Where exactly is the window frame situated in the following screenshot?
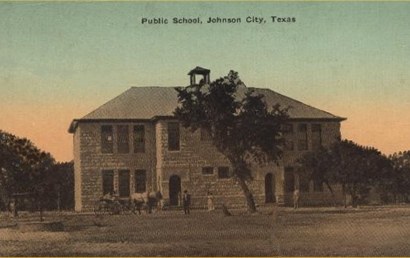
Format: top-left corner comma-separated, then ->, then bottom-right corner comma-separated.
202,167 -> 214,176
134,169 -> 147,193
102,170 -> 114,195
217,167 -> 230,179
117,125 -> 130,154
118,169 -> 131,197
101,125 -> 114,153
133,125 -> 145,153
168,122 -> 180,151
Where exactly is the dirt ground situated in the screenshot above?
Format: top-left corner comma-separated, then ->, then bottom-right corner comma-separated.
1,205 -> 410,256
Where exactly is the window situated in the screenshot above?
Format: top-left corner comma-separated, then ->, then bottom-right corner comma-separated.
200,128 -> 212,141
117,125 -> 129,153
218,167 -> 230,179
101,125 -> 113,153
282,124 -> 294,151
313,179 -> 324,192
102,170 -> 114,195
118,170 -> 130,197
284,167 -> 295,192
281,124 -> 294,133
311,124 -> 322,150
297,124 -> 308,151
168,122 -> 180,151
134,125 -> 145,153
135,170 -> 146,193
202,167 -> 214,175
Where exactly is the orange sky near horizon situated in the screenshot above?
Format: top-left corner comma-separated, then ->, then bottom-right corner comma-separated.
1,87 -> 409,162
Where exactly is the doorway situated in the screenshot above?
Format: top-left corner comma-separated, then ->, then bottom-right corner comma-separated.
169,175 -> 181,206
265,173 -> 275,203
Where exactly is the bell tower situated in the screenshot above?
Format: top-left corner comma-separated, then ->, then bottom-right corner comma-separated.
188,66 -> 210,85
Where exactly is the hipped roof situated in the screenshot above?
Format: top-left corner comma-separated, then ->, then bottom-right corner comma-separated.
68,86 -> 345,133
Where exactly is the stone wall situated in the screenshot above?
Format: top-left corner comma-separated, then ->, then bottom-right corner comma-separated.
74,121 -> 156,211
73,118 -> 344,211
155,119 -> 343,208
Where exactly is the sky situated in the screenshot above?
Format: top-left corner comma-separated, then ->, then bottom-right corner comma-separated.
0,2 -> 409,162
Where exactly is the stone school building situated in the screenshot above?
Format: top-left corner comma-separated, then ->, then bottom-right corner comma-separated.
69,67 -> 346,212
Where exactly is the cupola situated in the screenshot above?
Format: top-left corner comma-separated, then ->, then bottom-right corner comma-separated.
188,66 -> 210,85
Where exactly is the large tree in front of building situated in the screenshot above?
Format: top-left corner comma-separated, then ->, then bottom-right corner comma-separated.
298,140 -> 392,207
174,71 -> 288,212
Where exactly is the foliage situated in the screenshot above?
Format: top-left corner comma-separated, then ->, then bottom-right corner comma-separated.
297,140 -> 393,207
174,71 -> 288,212
0,130 -> 74,211
388,151 -> 410,203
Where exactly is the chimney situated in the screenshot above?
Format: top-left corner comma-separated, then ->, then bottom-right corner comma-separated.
188,66 -> 210,85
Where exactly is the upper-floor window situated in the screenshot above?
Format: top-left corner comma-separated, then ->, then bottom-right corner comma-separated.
135,170 -> 146,193
117,125 -> 129,153
281,124 -> 294,151
134,125 -> 145,153
102,170 -> 114,195
311,124 -> 322,150
218,167 -> 230,179
281,124 -> 294,134
202,167 -> 214,175
101,125 -> 113,153
297,124 -> 308,151
168,122 -> 180,151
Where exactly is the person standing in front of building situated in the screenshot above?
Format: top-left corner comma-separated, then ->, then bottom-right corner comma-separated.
183,190 -> 191,214
293,188 -> 300,209
207,191 -> 215,211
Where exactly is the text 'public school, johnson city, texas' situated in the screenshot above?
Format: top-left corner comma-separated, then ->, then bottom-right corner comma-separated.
141,16 -> 296,25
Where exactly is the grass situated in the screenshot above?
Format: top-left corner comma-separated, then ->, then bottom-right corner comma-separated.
1,205 -> 410,256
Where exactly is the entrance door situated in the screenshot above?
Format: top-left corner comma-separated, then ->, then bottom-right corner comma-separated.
265,173 -> 275,203
169,175 -> 181,206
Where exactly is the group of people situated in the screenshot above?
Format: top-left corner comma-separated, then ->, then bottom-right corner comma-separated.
99,189 -> 218,215
181,190 -> 215,214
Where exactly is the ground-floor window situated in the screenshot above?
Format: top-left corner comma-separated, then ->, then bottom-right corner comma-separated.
119,170 -> 130,197
285,167 -> 295,192
102,170 -> 114,195
218,167 -> 230,179
202,167 -> 214,175
135,170 -> 146,193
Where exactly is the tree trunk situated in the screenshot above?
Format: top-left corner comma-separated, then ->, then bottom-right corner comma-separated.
236,177 -> 257,213
351,185 -> 358,208
342,184 -> 347,208
325,181 -> 336,207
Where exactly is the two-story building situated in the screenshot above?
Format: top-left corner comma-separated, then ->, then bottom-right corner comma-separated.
68,67 -> 346,212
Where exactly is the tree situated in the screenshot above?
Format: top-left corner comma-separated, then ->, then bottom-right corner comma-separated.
0,130 -> 54,215
389,151 -> 410,203
296,147 -> 338,206
297,140 -> 392,208
174,71 -> 288,212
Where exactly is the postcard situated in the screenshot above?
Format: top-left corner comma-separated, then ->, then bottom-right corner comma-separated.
0,1 -> 409,256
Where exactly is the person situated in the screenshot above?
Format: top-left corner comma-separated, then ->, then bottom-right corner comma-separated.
182,190 -> 191,214
293,188 -> 300,209
207,191 -> 215,211
9,198 -> 18,218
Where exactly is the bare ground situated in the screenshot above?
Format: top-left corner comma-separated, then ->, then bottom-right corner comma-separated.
1,205 -> 410,256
